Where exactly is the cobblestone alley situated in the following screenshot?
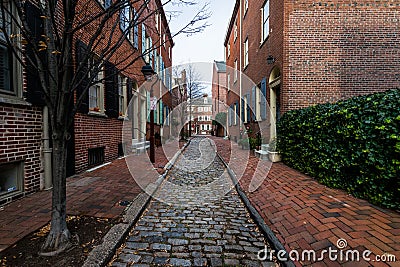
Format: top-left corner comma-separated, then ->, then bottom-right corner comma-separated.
110,137 -> 278,267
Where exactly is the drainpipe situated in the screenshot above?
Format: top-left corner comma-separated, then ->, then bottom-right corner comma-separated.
43,106 -> 53,190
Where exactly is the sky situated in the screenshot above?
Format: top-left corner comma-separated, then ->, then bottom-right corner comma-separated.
165,0 -> 236,65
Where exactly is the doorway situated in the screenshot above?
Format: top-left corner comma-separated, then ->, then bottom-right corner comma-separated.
269,66 -> 281,140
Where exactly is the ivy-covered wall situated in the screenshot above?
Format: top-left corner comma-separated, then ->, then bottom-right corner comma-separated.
277,89 -> 400,209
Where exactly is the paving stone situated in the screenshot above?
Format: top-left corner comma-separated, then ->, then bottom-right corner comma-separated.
118,253 -> 141,263
193,258 -> 207,266
224,258 -> 240,266
210,257 -> 223,267
170,258 -> 192,266
204,245 -> 222,253
151,243 -> 171,251
125,242 -> 149,250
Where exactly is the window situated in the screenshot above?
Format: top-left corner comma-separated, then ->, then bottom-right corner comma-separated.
0,2 -> 21,96
234,19 -> 238,42
234,104 -> 237,125
99,0 -> 112,9
227,74 -> 230,90
244,38 -> 249,67
244,0 -> 249,14
120,5 -> 131,40
262,0 -> 270,42
234,59 -> 238,82
88,60 -> 104,112
204,97 -> 208,104
118,75 -> 127,116
198,107 -> 203,112
227,42 -> 231,58
133,8 -> 139,49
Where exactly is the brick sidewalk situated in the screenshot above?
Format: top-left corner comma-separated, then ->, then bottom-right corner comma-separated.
0,144 -> 172,252
211,137 -> 400,267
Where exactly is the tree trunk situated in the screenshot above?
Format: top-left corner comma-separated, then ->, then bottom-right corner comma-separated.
40,134 -> 71,256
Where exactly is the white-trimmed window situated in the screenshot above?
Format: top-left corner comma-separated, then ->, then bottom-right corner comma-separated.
227,42 -> 231,58
244,38 -> 249,67
261,0 -> 270,42
120,5 -> 131,40
0,1 -> 22,97
234,59 -> 238,82
244,0 -> 249,14
132,8 -> 139,49
88,60 -> 104,113
118,75 -> 127,116
227,73 -> 231,91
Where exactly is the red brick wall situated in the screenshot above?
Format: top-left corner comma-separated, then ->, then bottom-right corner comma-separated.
0,104 -> 43,193
74,113 -> 123,173
283,1 -> 400,111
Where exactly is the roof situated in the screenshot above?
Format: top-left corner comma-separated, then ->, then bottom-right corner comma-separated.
214,61 -> 226,72
190,96 -> 213,106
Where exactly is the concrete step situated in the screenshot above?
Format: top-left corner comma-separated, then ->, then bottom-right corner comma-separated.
255,150 -> 269,160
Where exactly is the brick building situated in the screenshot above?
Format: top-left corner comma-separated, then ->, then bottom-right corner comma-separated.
212,61 -> 228,137
224,0 -> 400,143
0,0 -> 173,204
189,94 -> 213,135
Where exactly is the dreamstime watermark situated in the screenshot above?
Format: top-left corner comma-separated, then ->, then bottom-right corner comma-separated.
258,238 -> 396,263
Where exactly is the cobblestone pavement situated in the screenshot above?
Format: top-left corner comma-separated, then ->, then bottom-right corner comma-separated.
110,137 -> 278,267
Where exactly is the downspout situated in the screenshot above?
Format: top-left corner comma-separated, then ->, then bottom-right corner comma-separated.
43,106 -> 52,190
239,0 -> 243,136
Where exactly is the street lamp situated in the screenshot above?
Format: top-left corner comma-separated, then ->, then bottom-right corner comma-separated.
141,64 -> 157,164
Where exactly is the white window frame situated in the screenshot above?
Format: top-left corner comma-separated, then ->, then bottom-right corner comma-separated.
227,42 -> 231,58
118,75 -> 128,117
244,0 -> 249,14
244,38 -> 249,67
88,60 -> 104,113
227,73 -> 231,91
261,0 -> 270,43
120,4 -> 131,41
234,59 -> 238,82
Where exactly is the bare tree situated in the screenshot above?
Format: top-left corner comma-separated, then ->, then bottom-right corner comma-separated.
185,63 -> 206,136
171,63 -> 205,139
0,0 -> 210,254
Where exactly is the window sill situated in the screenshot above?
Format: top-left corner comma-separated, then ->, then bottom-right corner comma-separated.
243,64 -> 249,71
259,35 -> 270,49
0,95 -> 32,107
88,111 -> 107,118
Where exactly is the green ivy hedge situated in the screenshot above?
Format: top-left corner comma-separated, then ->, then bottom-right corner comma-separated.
277,89 -> 400,209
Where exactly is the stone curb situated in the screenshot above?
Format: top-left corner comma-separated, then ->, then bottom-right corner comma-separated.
82,140 -> 191,267
216,152 -> 296,267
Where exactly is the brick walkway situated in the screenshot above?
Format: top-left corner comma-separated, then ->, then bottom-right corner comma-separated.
211,137 -> 400,267
0,144 -> 171,252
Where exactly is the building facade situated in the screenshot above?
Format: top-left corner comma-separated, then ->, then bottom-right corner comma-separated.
189,95 -> 213,135
0,0 -> 173,204
212,61 -> 228,137
224,0 -> 400,143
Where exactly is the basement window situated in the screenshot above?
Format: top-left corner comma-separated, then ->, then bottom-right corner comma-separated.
88,147 -> 105,168
0,161 -> 24,199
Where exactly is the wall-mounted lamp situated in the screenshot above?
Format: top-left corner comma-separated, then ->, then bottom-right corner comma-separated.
267,55 -> 275,65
